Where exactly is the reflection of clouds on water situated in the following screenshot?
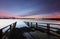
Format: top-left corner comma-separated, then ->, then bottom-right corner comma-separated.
0,19 -> 60,32
0,19 -> 28,29
0,19 -> 16,29
23,19 -> 60,31
16,19 -> 28,28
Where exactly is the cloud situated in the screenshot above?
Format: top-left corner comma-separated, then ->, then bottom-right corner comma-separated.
0,0 -> 60,16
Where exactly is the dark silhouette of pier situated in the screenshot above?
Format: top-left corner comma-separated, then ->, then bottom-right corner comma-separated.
24,21 -> 60,39
0,21 -> 60,39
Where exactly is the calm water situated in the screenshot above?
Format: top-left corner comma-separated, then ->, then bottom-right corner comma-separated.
0,19 -> 60,32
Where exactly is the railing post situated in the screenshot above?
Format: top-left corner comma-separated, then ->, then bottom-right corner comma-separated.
13,22 -> 17,29
36,22 -> 38,28
0,29 -> 3,39
27,22 -> 29,26
10,25 -> 12,32
46,24 -> 50,34
31,22 -> 32,27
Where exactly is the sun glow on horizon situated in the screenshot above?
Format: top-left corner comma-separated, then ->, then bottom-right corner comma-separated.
0,13 -> 60,18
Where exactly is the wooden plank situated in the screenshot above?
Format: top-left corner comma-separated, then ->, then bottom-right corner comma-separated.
50,31 -> 60,39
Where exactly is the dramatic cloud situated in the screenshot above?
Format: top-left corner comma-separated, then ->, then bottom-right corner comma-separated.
0,0 -> 60,16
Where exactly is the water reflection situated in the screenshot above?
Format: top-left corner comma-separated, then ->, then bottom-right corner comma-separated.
0,19 -> 60,32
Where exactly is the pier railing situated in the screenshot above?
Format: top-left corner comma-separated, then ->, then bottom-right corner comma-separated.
0,22 -> 17,39
24,21 -> 60,39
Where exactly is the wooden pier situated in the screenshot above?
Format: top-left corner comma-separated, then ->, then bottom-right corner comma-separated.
0,20 -> 60,39
24,21 -> 60,39
0,22 -> 17,39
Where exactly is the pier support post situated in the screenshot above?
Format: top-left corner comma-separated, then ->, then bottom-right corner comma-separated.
36,22 -> 38,28
0,29 -> 3,39
10,25 -> 12,32
31,22 -> 32,27
13,22 -> 17,29
27,22 -> 29,26
47,24 -> 50,34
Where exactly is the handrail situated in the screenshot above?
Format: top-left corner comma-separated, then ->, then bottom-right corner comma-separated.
24,21 -> 60,39
39,23 -> 60,25
25,21 -> 60,25
2,22 -> 17,30
38,25 -> 60,30
25,21 -> 60,29
0,21 -> 17,39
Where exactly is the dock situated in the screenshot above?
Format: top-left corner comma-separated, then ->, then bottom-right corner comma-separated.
0,20 -> 60,39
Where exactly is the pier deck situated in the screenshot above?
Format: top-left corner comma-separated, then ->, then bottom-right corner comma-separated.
6,21 -> 58,39
7,27 -> 58,39
0,20 -> 59,39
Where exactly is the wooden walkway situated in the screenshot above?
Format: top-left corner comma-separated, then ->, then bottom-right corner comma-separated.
0,20 -> 60,39
6,21 -> 59,39
7,27 -> 58,39
24,21 -> 60,39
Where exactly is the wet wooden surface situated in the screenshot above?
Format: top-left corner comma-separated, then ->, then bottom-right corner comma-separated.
7,27 -> 58,39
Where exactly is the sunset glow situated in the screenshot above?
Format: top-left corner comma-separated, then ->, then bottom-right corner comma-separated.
0,0 -> 60,19
0,13 -> 60,18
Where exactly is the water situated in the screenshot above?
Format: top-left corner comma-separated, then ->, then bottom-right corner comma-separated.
0,19 -> 28,32
0,19 -> 60,32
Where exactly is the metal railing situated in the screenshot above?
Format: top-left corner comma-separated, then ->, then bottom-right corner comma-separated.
0,22 -> 17,39
24,21 -> 60,39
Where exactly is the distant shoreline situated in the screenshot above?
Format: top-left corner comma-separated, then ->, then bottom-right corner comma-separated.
0,18 -> 60,21
42,18 -> 60,21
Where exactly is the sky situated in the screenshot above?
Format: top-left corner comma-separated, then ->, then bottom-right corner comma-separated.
0,0 -> 60,17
